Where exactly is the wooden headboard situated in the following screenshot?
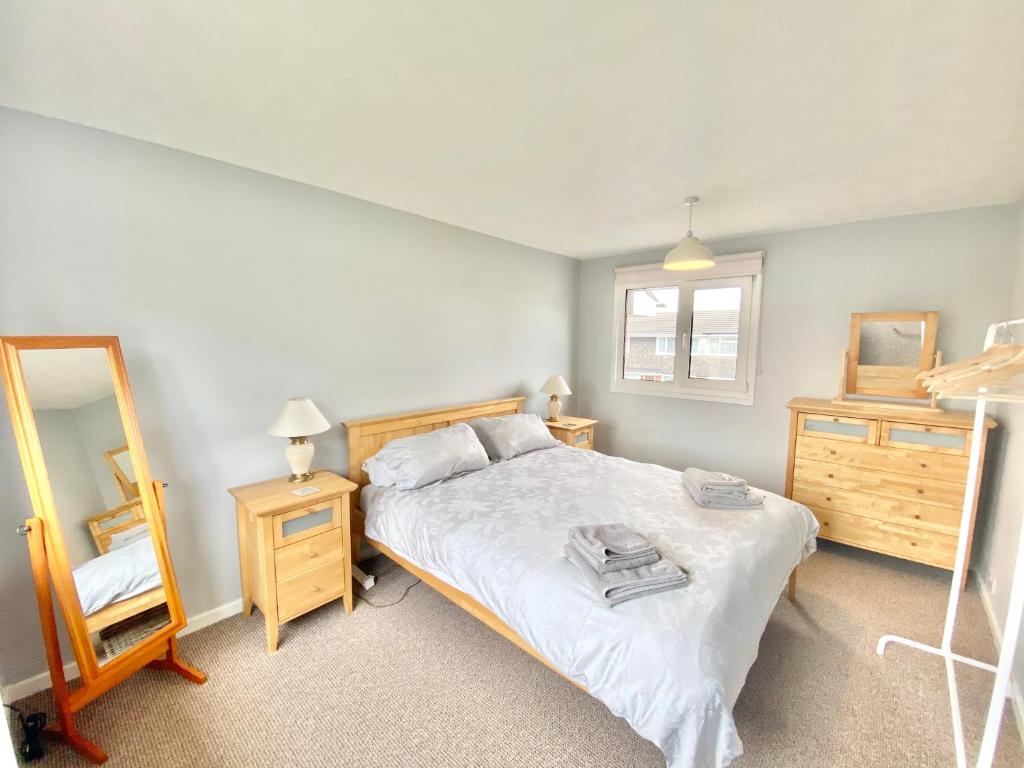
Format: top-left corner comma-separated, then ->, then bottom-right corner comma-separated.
343,396 -> 525,500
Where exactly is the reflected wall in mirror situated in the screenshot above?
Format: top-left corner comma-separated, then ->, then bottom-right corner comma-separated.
0,336 -> 204,763
846,311 -> 939,399
18,346 -> 170,666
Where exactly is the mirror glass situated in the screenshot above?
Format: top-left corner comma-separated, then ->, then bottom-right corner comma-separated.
858,320 -> 926,366
19,347 -> 169,666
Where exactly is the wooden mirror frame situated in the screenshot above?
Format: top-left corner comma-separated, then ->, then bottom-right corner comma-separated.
845,311 -> 939,400
0,336 -> 204,763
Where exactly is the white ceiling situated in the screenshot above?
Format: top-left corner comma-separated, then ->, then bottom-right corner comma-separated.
19,348 -> 115,410
1,2 -> 1022,258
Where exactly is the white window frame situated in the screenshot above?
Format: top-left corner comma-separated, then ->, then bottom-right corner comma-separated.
611,252 -> 764,406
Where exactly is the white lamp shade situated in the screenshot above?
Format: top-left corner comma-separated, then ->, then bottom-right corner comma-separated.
268,397 -> 331,438
540,375 -> 572,396
663,235 -> 716,271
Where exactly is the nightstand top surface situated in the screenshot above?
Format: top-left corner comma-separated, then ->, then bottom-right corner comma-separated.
545,417 -> 598,431
228,470 -> 357,516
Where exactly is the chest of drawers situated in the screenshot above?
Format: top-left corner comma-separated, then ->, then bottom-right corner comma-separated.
784,398 -> 996,587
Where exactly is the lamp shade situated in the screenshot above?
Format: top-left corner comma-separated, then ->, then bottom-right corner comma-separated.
540,375 -> 572,396
268,397 -> 331,438
663,235 -> 716,271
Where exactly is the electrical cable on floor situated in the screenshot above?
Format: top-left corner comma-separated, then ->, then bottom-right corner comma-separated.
359,577 -> 422,608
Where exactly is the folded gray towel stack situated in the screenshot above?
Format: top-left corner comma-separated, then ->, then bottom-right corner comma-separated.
565,523 -> 688,606
682,467 -> 764,509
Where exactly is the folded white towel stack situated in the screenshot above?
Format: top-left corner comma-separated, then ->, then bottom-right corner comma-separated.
564,523 -> 688,607
682,467 -> 764,509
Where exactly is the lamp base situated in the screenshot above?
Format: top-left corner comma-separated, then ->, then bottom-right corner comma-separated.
284,437 -> 315,483
547,395 -> 562,422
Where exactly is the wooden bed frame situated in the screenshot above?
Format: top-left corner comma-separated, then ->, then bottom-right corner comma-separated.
344,396 -> 797,691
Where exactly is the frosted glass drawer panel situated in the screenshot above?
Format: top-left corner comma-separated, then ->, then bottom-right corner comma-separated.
881,422 -> 970,456
797,413 -> 878,444
273,500 -> 341,548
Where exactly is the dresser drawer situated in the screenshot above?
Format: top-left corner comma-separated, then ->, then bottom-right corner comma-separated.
793,458 -> 966,509
792,481 -> 961,535
880,421 -> 972,456
797,413 -> 878,444
272,499 -> 341,548
275,528 -> 344,583
811,506 -> 957,569
794,436 -> 968,481
572,428 -> 594,450
276,560 -> 346,623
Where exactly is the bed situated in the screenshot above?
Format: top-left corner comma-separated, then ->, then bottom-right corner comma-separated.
345,397 -> 819,768
73,536 -> 166,633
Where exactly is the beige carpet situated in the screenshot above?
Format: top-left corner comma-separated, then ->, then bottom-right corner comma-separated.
12,542 -> 1024,767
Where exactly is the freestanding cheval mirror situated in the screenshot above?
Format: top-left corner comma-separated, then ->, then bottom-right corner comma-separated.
0,337 -> 206,763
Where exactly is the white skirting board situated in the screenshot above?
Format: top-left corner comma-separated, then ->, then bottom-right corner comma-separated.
978,580 -> 1024,741
0,598 -> 243,704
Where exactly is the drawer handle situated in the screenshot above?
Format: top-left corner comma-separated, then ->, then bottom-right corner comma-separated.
914,514 -> 921,520
829,449 -> 836,456
309,550 -> 319,559
910,542 -> 917,547
924,427 -> 933,433
310,585 -> 322,593
916,489 -> 924,495
827,473 -> 835,479
832,418 -> 839,423
823,521 -> 830,527
825,496 -> 833,502
920,463 -> 928,469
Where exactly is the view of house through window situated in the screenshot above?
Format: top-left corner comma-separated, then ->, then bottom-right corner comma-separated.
687,286 -> 741,381
623,287 -> 678,381
622,285 -> 742,383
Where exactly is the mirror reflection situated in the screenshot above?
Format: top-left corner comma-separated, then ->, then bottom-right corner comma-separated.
858,320 -> 926,366
19,347 -> 169,665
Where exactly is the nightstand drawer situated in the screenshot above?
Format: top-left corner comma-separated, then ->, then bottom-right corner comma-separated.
276,560 -> 346,622
275,528 -> 344,583
571,428 -> 594,449
272,499 -> 341,548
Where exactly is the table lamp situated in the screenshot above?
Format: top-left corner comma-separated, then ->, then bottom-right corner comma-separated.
268,397 -> 331,482
540,375 -> 571,422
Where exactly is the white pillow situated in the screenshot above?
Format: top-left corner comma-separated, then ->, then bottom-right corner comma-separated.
469,413 -> 559,462
362,423 -> 489,490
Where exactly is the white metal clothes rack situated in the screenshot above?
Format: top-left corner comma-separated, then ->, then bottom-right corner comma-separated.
876,317 -> 1024,768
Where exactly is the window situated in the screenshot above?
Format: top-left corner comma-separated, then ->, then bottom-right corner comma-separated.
611,253 -> 764,405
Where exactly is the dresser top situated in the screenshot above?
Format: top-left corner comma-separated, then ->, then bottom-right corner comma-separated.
228,470 -> 357,516
786,397 -> 996,430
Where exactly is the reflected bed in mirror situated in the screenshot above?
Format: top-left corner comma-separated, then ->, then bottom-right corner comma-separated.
18,346 -> 169,664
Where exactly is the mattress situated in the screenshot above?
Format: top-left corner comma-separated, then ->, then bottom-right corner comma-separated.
72,536 -> 163,617
361,445 -> 818,768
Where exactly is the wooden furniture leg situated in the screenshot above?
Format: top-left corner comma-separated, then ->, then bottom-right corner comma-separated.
236,501 -> 252,618
146,636 -> 207,684
25,518 -> 107,764
788,569 -> 798,602
342,494 -> 354,615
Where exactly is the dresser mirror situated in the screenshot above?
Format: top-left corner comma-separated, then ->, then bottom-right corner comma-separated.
0,336 -> 204,763
845,311 -> 939,399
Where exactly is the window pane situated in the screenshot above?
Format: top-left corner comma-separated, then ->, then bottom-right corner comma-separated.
624,287 -> 678,382
688,286 -> 741,380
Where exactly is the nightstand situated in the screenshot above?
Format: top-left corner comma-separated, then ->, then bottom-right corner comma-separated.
546,417 -> 598,450
228,470 -> 357,652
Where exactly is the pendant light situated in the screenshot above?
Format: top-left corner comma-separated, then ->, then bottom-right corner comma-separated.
663,196 -> 716,271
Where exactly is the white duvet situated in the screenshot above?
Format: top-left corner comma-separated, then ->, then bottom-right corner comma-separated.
362,445 -> 818,768
73,536 -> 163,617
